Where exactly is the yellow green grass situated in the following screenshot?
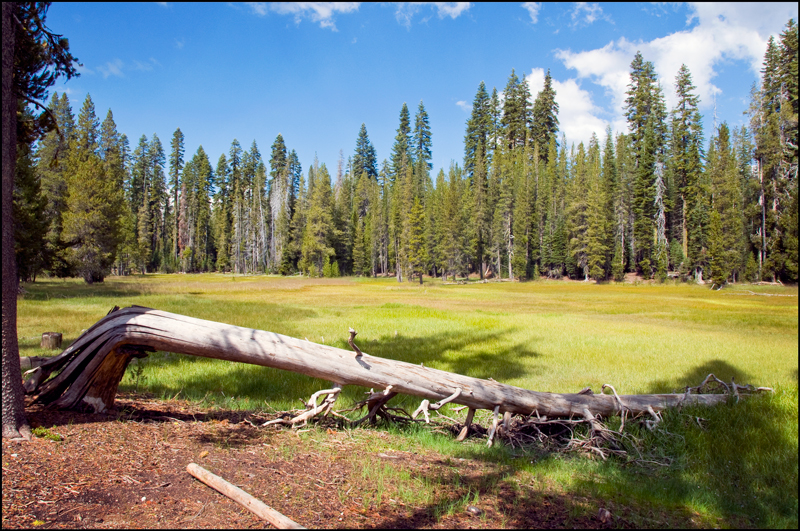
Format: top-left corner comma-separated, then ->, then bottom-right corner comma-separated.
17,274 -> 799,527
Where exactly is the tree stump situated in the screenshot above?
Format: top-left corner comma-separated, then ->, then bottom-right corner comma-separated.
41,332 -> 62,349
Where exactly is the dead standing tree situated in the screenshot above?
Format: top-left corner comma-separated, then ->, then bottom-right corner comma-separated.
24,306 -> 771,451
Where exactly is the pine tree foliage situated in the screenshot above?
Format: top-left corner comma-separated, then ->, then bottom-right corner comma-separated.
531,69 -> 559,161
62,95 -> 123,283
22,18 -> 797,286
464,81 -> 491,180
353,123 -> 378,181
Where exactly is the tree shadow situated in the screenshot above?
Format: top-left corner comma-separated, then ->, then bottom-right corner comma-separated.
19,279 -> 147,301
365,359 -> 797,528
571,359 -> 798,527
117,325 -> 543,413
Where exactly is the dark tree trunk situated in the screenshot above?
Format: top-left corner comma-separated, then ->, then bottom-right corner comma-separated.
2,1 -> 30,440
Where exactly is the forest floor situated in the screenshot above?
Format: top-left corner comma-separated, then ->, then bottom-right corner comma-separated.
2,392 -> 631,529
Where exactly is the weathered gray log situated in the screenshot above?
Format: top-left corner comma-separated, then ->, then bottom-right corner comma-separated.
24,306 -> 744,417
41,332 -> 62,349
187,463 -> 304,529
19,356 -> 47,371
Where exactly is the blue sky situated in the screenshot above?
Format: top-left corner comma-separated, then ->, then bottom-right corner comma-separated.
46,2 -> 798,178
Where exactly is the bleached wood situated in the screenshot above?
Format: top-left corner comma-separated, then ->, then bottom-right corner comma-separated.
187,463 -> 304,529
27,306 -> 742,418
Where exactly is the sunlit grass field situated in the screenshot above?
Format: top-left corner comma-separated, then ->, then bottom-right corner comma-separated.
17,274 -> 798,527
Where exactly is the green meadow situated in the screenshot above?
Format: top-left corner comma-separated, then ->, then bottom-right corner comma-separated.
17,275 -> 799,527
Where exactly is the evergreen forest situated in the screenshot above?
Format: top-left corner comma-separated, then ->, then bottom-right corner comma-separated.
14,19 -> 798,286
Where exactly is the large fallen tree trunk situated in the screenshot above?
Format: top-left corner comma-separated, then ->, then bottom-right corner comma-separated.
24,306 -> 768,425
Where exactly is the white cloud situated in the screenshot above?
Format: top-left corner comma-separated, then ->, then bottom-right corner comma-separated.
247,2 -> 361,30
434,2 -> 471,19
132,58 -> 160,71
554,3 -> 798,120
456,100 -> 470,112
526,68 -> 608,148
569,2 -> 612,28
76,63 -> 94,76
97,58 -> 124,78
174,38 -> 185,49
156,2 -> 168,7
394,2 -> 471,28
522,2 -> 541,24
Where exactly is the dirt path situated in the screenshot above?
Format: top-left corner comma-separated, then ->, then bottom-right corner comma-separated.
3,393 -> 621,529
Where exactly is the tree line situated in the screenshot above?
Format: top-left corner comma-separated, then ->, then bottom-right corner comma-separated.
14,18 -> 797,285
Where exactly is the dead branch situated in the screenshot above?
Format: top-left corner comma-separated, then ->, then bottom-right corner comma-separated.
186,463 -> 303,529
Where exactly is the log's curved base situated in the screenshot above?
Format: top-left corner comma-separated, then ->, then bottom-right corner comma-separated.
24,307 -> 770,424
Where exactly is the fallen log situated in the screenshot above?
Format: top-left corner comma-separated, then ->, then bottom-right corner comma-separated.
24,306 -> 770,425
187,463 -> 304,529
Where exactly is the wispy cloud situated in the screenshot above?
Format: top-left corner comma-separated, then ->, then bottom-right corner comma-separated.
76,63 -> 94,76
132,57 -> 161,71
522,2 -> 541,24
394,2 -> 471,28
174,37 -> 185,49
456,100 -> 470,112
246,2 -> 360,31
569,2 -> 612,28
97,58 -> 125,78
156,2 -> 168,7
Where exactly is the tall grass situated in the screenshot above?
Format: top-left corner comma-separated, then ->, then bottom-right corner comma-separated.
17,274 -> 798,527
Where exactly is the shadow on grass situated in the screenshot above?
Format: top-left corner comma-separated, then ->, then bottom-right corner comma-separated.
363,359 -> 797,528
19,279 -> 147,301
569,360 -> 798,528
119,325 -> 542,412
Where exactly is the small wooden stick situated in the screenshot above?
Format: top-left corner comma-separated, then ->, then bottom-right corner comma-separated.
457,408 -> 475,441
187,463 -> 304,529
348,328 -> 363,357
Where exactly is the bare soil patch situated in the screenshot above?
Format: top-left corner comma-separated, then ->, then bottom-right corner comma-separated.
3,393 -> 631,529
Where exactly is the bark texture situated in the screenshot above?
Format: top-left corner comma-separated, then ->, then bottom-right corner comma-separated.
2,1 -> 30,440
26,306 -> 738,419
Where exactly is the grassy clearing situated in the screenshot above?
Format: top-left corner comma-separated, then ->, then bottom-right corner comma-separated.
17,274 -> 798,527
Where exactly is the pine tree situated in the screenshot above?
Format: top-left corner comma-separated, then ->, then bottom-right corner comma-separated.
148,134 -> 167,270
62,94 -> 123,283
36,92 -> 74,276
413,101 -> 432,198
98,109 -> 129,275
567,142 -> 590,280
390,103 -> 412,183
669,64 -> 704,265
14,109 -> 48,281
352,123 -> 378,181
511,144 -> 533,279
625,52 -> 667,276
707,123 -> 745,284
169,128 -> 185,266
488,87 -> 502,158
213,153 -> 231,271
441,163 -> 469,281
464,81 -> 491,180
470,143 -> 490,278
406,196 -> 428,284
300,160 -> 335,275
501,69 -> 533,150
584,135 -> 608,280
531,69 -> 559,161
429,168 -> 446,278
